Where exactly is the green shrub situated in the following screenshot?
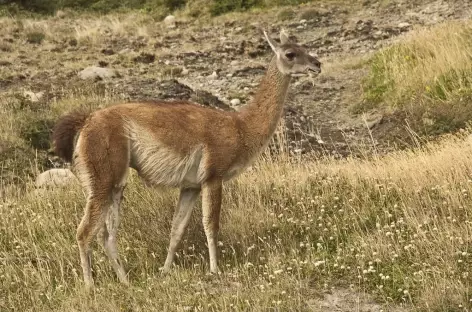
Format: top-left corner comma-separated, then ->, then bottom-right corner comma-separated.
209,0 -> 262,16
20,115 -> 55,150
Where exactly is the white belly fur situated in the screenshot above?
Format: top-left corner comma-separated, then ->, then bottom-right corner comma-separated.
127,123 -> 204,188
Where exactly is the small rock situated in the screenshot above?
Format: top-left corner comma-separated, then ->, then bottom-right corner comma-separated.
78,66 -> 117,80
35,169 -> 77,188
226,73 -> 233,78
181,67 -> 189,75
300,19 -> 307,24
209,71 -> 218,79
230,98 -> 241,106
230,60 -> 239,66
365,113 -> 383,129
23,90 -> 44,103
164,15 -> 176,29
118,48 -> 131,54
398,22 -> 411,29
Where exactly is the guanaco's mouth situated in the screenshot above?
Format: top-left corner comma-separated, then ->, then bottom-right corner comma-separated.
308,68 -> 321,74
290,68 -> 321,78
291,73 -> 308,77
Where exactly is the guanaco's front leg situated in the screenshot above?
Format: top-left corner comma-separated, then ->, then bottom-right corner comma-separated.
162,187 -> 201,274
201,179 -> 222,274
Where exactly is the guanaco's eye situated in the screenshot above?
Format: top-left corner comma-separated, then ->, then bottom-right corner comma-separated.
285,51 -> 296,60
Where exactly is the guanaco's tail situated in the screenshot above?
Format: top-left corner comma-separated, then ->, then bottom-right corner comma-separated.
52,110 -> 90,162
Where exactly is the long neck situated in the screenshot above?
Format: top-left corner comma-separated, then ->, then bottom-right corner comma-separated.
239,56 -> 291,155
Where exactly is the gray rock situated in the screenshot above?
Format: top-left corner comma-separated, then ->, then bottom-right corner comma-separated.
23,90 -> 44,102
365,113 -> 383,129
164,15 -> 176,29
230,98 -> 241,106
35,169 -> 77,188
398,22 -> 411,29
78,66 -> 117,80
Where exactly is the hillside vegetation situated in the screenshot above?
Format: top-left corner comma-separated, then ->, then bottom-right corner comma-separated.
1,0 -> 315,17
360,21 -> 472,136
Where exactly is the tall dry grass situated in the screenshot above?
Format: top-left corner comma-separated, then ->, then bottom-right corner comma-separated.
1,133 -> 472,311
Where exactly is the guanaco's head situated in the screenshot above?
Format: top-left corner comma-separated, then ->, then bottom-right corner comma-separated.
264,29 -> 321,77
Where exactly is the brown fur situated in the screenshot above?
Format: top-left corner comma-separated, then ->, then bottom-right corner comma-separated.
52,110 -> 90,162
52,31 -> 321,288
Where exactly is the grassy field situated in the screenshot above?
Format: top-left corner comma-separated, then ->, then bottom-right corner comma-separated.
2,134 -> 472,311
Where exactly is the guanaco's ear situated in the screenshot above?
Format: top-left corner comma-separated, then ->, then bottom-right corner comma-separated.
280,28 -> 290,45
263,30 -> 278,53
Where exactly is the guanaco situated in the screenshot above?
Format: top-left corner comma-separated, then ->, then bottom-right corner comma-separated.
52,29 -> 321,288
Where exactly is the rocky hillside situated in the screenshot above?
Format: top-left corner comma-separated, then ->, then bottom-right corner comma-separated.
0,0 -> 471,183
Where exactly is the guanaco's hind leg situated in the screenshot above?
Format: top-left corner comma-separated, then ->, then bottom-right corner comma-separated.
74,116 -> 130,288
77,195 -> 109,289
162,187 -> 201,274
98,185 -> 128,284
201,179 -> 222,274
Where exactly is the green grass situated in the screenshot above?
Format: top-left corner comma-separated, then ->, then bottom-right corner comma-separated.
358,21 -> 472,135
0,0 -> 316,17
